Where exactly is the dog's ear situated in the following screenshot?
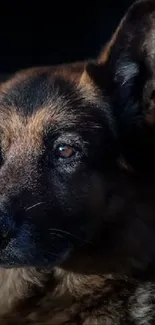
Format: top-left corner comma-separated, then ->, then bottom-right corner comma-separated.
79,61 -> 106,95
81,0 -> 155,127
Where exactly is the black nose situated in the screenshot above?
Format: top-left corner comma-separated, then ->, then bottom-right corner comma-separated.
0,213 -> 15,249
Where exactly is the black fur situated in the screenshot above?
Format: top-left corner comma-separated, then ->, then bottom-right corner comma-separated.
89,0 -> 155,172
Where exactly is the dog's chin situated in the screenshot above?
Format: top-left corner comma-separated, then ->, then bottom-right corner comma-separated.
0,232 -> 73,269
0,245 -> 72,269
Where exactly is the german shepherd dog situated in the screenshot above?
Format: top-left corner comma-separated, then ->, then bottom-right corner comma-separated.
1,1 -> 155,324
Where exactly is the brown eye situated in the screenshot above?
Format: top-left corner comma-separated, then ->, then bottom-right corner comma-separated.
57,145 -> 75,158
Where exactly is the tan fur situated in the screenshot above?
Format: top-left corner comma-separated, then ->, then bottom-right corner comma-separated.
98,26 -> 121,64
79,68 -> 96,90
0,109 -> 51,156
0,267 -> 46,316
0,266 -> 153,325
0,267 -> 137,324
98,15 -> 125,64
0,62 -> 85,94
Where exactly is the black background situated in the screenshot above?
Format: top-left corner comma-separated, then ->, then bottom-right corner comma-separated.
0,1 -> 134,74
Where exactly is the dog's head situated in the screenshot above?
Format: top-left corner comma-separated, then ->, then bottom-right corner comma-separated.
0,65 -> 121,269
1,0 -> 155,273
0,65 -> 154,276
84,0 -> 155,172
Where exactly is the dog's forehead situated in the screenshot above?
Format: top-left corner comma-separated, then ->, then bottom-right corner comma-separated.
0,70 -> 91,137
0,71 -> 83,115
0,70 -> 92,152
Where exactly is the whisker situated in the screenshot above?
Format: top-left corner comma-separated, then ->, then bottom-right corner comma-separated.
49,228 -> 92,245
25,201 -> 45,212
50,232 -> 66,239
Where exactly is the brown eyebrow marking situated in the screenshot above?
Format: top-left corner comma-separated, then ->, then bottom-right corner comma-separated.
0,105 -> 65,153
0,89 -> 81,157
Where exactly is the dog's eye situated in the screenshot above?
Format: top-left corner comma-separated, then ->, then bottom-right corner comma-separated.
56,145 -> 76,159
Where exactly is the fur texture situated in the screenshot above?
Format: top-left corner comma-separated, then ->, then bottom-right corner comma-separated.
86,0 -> 155,172
0,1 -> 155,324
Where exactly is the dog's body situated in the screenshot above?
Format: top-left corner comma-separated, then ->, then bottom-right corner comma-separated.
1,268 -> 155,325
1,1 -> 155,324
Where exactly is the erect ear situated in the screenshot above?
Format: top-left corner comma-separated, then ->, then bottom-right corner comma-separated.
81,0 -> 155,127
79,62 -> 106,93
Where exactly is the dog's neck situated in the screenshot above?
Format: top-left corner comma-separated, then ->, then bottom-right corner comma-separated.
0,266 -> 108,318
0,267 -> 48,315
0,176 -> 155,318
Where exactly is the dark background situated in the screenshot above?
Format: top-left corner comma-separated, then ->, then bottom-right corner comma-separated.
0,1 -> 134,74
